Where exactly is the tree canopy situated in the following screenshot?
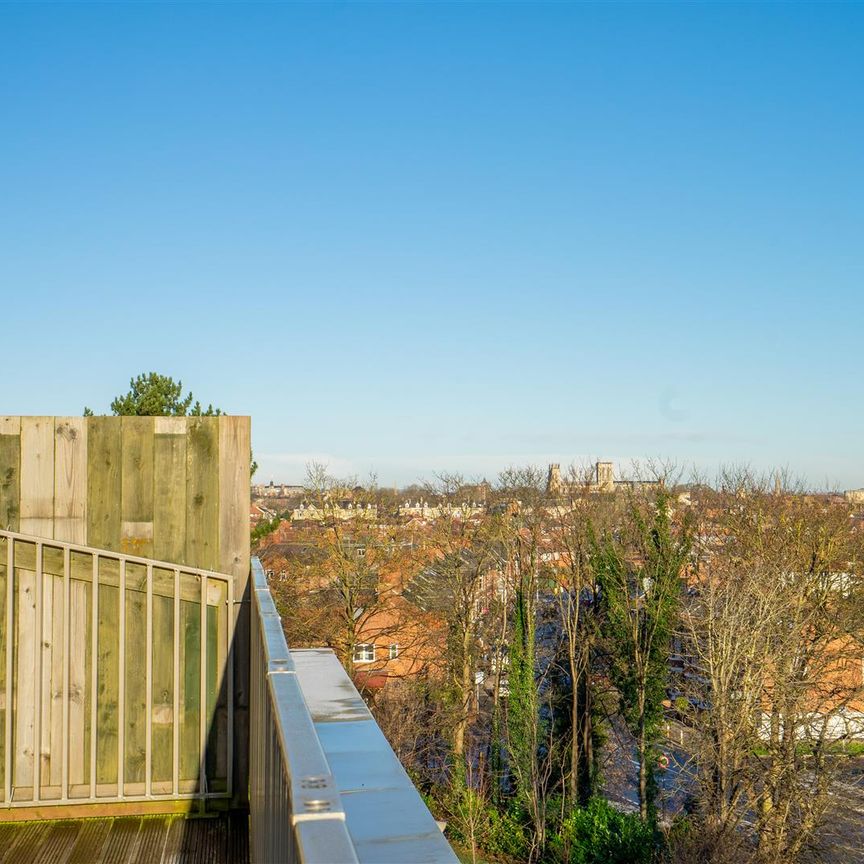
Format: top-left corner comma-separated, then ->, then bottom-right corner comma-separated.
84,372 -> 221,417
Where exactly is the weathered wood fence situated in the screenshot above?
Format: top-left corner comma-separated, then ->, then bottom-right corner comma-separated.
0,416 -> 251,817
0,530 -> 233,815
0,415 -> 249,575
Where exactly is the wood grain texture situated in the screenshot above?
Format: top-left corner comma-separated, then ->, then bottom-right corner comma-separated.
178,588 -> 201,785
153,418 -> 186,437
1,415 -> 250,816
0,814 -> 246,863
218,416 -> 250,583
153,434 -> 186,565
0,418 -> 21,436
87,419 -> 122,553
123,564 -> 148,789
54,418 -> 88,544
218,416 -> 250,807
68,575 -> 90,789
185,419 -> 219,572
120,418 -> 154,559
0,434 -> 20,532
14,558 -> 37,791
96,571 -> 120,787
150,570 -> 175,787
20,418 -> 55,539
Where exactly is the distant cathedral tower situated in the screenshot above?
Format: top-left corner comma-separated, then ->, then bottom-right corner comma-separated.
547,463 -> 563,496
595,461 -> 614,492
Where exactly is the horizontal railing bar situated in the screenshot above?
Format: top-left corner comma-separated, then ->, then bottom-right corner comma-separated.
1,792 -> 232,806
0,529 -> 233,583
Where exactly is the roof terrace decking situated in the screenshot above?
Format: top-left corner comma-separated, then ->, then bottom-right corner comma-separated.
0,531 -> 457,863
0,416 -> 457,863
0,812 -> 249,864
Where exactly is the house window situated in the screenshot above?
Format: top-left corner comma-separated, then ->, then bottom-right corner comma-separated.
353,643 -> 375,663
388,643 -> 399,660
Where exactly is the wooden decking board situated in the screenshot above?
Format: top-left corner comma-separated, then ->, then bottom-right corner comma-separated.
0,813 -> 247,863
3,821 -> 52,864
161,814 -> 186,864
32,821 -> 81,864
98,816 -> 142,864
68,818 -> 113,864
130,816 -> 169,864
0,824 -> 19,860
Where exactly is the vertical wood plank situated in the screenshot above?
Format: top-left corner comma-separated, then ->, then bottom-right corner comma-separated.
95,559 -> 120,789
0,421 -> 21,532
14,545 -> 37,791
153,420 -> 187,565
186,418 -> 219,571
35,546 -> 65,796
42,569 -> 64,793
68,558 -> 89,790
179,581 -> 201,786
121,417 -> 155,558
124,563 -> 147,788
87,419 -> 122,552
219,416 -> 251,806
54,418 -> 88,544
206,581 -> 229,791
20,418 -> 54,539
218,416 -> 251,582
150,568 -> 174,787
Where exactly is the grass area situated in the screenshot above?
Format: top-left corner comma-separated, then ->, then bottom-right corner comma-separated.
752,740 -> 864,757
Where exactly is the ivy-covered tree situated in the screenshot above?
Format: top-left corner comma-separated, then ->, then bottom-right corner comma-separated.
84,372 -> 221,417
593,486 -> 691,825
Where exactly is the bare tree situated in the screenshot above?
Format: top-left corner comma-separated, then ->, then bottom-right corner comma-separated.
409,475 -> 501,782
546,463 -> 618,807
273,463 -> 425,681
683,469 -> 864,862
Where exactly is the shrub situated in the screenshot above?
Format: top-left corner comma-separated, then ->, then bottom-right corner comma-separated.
439,785 -> 530,863
548,798 -> 658,864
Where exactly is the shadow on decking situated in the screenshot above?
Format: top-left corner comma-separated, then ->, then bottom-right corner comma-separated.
0,812 -> 249,864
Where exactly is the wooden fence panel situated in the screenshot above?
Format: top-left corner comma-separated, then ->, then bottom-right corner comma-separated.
0,415 -> 250,815
19,418 -> 54,539
186,419 -> 220,573
87,419 -> 122,553
54,419 -> 87,545
153,419 -> 186,564
0,420 -> 20,532
120,418 -> 154,558
0,415 -> 250,576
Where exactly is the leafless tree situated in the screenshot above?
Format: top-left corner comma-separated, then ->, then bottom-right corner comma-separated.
683,469 -> 864,862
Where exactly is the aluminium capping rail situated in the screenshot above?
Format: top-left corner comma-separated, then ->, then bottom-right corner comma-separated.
249,558 -> 359,864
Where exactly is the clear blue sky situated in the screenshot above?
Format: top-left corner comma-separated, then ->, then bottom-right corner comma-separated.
2,2 -> 862,489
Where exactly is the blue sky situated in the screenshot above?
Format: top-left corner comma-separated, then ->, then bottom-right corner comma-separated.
1,2 -> 862,488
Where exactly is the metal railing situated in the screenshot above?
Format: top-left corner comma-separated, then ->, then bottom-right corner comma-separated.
0,529 -> 234,810
249,558 -> 358,863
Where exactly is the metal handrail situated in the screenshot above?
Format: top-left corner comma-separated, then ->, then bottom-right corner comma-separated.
249,557 -> 358,864
0,529 -> 234,809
